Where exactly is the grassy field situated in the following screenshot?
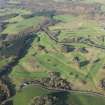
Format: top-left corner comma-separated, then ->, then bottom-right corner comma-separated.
12,85 -> 105,105
12,85 -> 51,105
9,31 -> 105,93
2,16 -> 44,34
50,15 -> 105,40
8,14 -> 105,94
0,8 -> 45,72
1,0 -> 105,104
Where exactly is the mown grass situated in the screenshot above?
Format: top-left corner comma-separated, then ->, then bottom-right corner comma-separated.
2,1 -> 105,105
10,30 -> 105,92
9,14 -> 105,94
2,16 -> 44,34
50,15 -> 105,41
10,32 -> 85,85
13,85 -> 52,105
68,92 -> 105,105
12,85 -> 105,105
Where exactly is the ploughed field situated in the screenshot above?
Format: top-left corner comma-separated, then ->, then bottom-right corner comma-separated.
1,0 -> 105,105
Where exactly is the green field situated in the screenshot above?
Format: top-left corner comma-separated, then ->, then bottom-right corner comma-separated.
12,85 -> 105,105
1,0 -> 105,104
13,85 -> 51,105
2,16 -> 44,34
7,13 -> 105,95
51,15 -> 105,39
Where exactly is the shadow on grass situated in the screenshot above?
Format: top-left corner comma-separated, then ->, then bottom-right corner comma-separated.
48,91 -> 69,105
